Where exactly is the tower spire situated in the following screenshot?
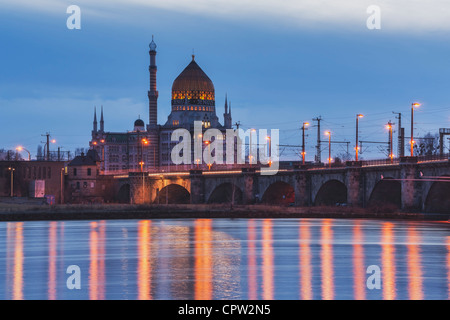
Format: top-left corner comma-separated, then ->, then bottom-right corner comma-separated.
93,106 -> 98,133
224,93 -> 228,114
100,105 -> 104,132
223,95 -> 232,128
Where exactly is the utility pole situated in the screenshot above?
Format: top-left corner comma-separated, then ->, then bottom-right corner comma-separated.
313,116 -> 322,164
393,112 -> 404,158
41,132 -> 51,161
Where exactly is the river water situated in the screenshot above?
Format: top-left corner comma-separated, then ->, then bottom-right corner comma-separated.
0,218 -> 449,300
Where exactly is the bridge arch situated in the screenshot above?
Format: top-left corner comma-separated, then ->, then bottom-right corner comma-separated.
261,181 -> 295,205
207,183 -> 243,204
314,179 -> 347,206
424,175 -> 450,213
156,184 -> 190,204
368,178 -> 401,209
117,183 -> 131,204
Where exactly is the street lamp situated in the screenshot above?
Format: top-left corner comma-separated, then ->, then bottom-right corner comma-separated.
205,140 -> 212,170
44,138 -> 56,161
301,122 -> 310,165
16,146 -> 31,161
386,122 -> 394,163
8,167 -> 15,197
140,138 -> 149,172
265,136 -> 272,167
411,102 -> 420,157
355,114 -> 364,161
325,131 -> 331,168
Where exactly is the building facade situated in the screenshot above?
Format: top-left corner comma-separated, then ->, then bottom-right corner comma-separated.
89,37 -> 233,174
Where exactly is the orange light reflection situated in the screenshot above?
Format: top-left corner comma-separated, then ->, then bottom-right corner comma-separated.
299,221 -> 313,300
262,219 -> 274,300
353,222 -> 366,300
381,222 -> 396,300
13,223 -> 24,300
247,220 -> 258,300
321,219 -> 334,300
407,228 -> 424,300
138,220 -> 152,300
194,219 -> 213,300
89,221 -> 106,300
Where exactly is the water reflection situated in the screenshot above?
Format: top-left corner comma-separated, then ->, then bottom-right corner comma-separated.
407,228 -> 424,300
352,222 -> 365,300
299,220 -> 312,300
1,219 -> 449,300
247,220 -> 258,300
195,219 -> 213,300
447,237 -> 450,299
262,219 -> 274,300
138,220 -> 152,300
7,222 -> 24,300
381,222 -> 396,300
321,219 -> 334,300
89,221 -> 106,300
48,221 -> 57,300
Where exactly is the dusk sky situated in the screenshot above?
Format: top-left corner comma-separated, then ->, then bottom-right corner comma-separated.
1,0 -> 450,161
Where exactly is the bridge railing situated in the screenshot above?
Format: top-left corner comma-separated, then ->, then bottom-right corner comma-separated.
417,153 -> 449,163
106,153 -> 449,176
360,158 -> 400,167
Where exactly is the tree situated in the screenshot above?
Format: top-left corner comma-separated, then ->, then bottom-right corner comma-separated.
414,132 -> 439,156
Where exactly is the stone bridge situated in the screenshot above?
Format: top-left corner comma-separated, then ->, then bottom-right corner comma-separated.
117,156 -> 450,213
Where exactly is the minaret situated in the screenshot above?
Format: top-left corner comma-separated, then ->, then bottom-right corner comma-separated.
93,106 -> 98,134
100,105 -> 104,132
148,35 -> 158,128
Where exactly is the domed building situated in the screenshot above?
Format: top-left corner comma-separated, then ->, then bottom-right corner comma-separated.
166,55 -> 219,129
89,37 -> 233,173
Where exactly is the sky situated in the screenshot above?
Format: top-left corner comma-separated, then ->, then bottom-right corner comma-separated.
1,0 -> 450,161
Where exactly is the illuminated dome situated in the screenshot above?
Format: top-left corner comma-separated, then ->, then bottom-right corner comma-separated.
171,55 -> 215,106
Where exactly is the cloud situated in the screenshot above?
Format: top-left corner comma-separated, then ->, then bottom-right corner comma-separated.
0,96 -> 147,153
2,0 -> 450,33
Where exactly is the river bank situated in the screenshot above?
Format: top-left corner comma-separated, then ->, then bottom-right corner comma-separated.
0,203 -> 448,222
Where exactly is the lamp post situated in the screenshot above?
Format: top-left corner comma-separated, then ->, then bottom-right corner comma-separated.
325,131 -> 331,168
140,138 -> 149,172
8,167 -> 15,197
411,102 -> 420,157
301,122 -> 310,165
16,146 -> 31,161
387,122 -> 394,164
60,167 -> 65,204
43,138 -> 56,161
249,128 -> 256,166
99,139 -> 105,173
205,140 -> 212,170
355,114 -> 363,161
266,136 -> 272,167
